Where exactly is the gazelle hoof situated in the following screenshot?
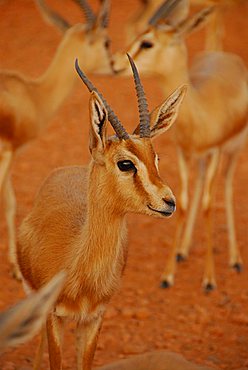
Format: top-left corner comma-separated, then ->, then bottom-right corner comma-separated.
160,280 -> 171,289
176,253 -> 186,262
203,282 -> 216,292
11,265 -> 22,282
232,262 -> 243,273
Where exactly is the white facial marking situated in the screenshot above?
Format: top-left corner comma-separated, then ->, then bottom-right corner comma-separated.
138,160 -> 159,195
155,154 -> 159,172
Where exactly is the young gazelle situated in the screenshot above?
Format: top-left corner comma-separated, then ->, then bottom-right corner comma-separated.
16,57 -> 186,369
113,0 -> 248,290
0,0 -> 111,279
0,272 -> 65,352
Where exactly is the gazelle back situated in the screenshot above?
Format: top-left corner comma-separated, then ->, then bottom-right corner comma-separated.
17,56 -> 186,369
0,0 -> 112,279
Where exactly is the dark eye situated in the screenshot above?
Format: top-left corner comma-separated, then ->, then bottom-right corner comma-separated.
117,160 -> 136,172
140,40 -> 154,49
105,39 -> 111,49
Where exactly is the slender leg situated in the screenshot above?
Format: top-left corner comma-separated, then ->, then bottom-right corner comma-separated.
0,150 -> 19,278
201,150 -> 220,291
0,149 -> 13,191
224,151 -> 243,271
76,315 -> 103,370
46,314 -> 65,370
160,208 -> 186,288
33,326 -> 46,370
177,159 -> 206,258
2,174 -> 20,279
160,149 -> 189,288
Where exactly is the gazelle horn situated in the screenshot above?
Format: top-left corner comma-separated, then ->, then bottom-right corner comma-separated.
127,54 -> 150,138
149,0 -> 183,26
75,59 -> 129,140
74,0 -> 96,26
99,0 -> 110,28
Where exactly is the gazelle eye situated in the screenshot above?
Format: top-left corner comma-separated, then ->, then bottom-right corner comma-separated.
105,39 -> 111,49
140,40 -> 154,49
117,160 -> 136,172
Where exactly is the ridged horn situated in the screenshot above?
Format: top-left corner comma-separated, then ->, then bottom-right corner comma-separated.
75,59 -> 129,140
148,0 -> 183,26
99,0 -> 110,28
74,0 -> 96,27
127,54 -> 150,138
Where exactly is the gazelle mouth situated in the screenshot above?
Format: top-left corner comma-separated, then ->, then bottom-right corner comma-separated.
148,205 -> 174,217
113,67 -> 126,75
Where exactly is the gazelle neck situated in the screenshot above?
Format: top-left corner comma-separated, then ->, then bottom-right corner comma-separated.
156,43 -> 202,150
158,42 -> 190,97
34,29 -> 85,121
76,161 -> 127,270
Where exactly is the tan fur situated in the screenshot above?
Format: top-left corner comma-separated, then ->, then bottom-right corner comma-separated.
113,6 -> 248,289
98,351 -> 214,370
17,86 -> 185,369
0,9 -> 111,278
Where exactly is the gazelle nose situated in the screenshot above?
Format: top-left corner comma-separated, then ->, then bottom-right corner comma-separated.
163,197 -> 176,212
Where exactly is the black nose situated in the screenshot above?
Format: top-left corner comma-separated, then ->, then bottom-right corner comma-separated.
110,60 -> 118,75
163,197 -> 176,212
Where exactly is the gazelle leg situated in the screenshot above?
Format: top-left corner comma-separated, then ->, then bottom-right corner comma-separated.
177,159 -> 206,259
201,150 -> 220,291
0,149 -> 19,278
33,326 -> 46,370
160,149 -> 189,288
160,208 -> 186,288
2,174 -> 20,279
76,315 -> 103,370
0,149 -> 13,191
46,314 -> 65,370
224,151 -> 243,271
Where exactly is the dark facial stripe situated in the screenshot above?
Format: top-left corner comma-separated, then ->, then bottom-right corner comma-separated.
125,140 -> 164,189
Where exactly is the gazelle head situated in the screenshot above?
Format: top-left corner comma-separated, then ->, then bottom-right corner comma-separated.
76,56 -> 186,218
35,0 -> 112,74
113,0 -> 214,77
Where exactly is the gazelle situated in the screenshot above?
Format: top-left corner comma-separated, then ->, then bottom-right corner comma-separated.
113,0 -> 248,290
0,0 -> 112,279
16,56 -> 186,369
0,272 -> 65,352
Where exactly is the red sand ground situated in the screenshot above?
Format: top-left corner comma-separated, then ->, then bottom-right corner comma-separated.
0,1 -> 248,369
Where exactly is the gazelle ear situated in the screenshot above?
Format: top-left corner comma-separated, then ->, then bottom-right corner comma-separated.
176,6 -> 214,37
89,91 -> 108,156
150,85 -> 187,139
